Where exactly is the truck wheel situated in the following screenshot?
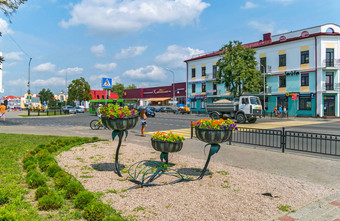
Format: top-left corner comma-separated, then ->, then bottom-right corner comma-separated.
248,118 -> 257,123
211,113 -> 220,120
236,114 -> 246,124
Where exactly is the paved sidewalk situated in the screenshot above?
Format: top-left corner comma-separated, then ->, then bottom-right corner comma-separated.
1,113 -> 339,220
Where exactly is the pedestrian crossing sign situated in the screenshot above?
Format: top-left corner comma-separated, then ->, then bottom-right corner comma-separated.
102,77 -> 113,89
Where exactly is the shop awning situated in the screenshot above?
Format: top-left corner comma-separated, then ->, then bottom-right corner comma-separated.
145,97 -> 171,102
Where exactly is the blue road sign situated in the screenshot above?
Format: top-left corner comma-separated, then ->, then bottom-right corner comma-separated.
102,77 -> 113,89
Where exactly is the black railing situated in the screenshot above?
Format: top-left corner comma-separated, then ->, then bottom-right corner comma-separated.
190,125 -> 340,156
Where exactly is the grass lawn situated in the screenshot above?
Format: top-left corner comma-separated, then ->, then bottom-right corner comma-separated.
0,134 -> 127,220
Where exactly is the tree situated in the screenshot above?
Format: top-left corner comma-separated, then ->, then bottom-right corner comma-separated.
67,77 -> 91,104
38,88 -> 54,104
216,40 -> 263,97
109,83 -> 137,98
0,0 -> 27,18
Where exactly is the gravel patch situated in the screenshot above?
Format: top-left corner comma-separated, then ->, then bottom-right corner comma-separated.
56,141 -> 333,221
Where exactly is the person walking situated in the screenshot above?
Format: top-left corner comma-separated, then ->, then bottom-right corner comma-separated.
140,108 -> 147,137
283,106 -> 287,118
279,105 -> 283,118
274,106 -> 277,117
0,102 -> 6,121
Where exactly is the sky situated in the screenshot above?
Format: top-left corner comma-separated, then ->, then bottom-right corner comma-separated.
1,0 -> 340,96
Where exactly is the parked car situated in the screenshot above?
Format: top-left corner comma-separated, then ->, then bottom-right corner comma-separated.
145,108 -> 156,117
155,107 -> 163,112
162,107 -> 175,113
61,105 -> 77,114
75,106 -> 85,113
147,107 -> 157,112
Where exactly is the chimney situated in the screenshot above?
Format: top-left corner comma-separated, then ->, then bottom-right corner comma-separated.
263,33 -> 271,41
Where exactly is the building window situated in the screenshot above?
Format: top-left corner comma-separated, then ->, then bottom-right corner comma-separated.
202,66 -> 206,77
279,54 -> 286,67
202,83 -> 206,93
260,57 -> 266,73
301,51 -> 309,64
191,101 -> 197,109
213,82 -> 217,95
192,68 -> 196,78
299,96 -> 311,110
301,73 -> 309,86
279,75 -> 286,87
326,48 -> 334,67
325,72 -> 334,90
212,65 -> 217,78
201,100 -> 206,109
192,84 -> 196,93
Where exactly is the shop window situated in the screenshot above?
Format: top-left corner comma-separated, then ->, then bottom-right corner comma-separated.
301,73 -> 309,86
202,83 -> 206,93
299,96 -> 311,110
191,101 -> 197,109
260,57 -> 267,73
192,68 -> 196,78
213,82 -> 217,95
192,84 -> 196,93
201,100 -> 206,109
202,66 -> 206,77
301,51 -> 309,64
279,75 -> 286,87
279,54 -> 286,67
212,65 -> 217,78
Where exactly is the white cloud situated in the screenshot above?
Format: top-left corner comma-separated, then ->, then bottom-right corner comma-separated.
33,62 -> 56,72
94,62 -> 117,71
248,21 -> 275,33
90,44 -> 105,57
60,0 -> 210,36
155,45 -> 204,69
8,78 -> 26,86
4,52 -> 24,61
241,2 -> 258,9
58,67 -> 83,76
123,65 -> 167,81
115,46 -> 147,59
0,18 -> 13,34
31,77 -> 65,86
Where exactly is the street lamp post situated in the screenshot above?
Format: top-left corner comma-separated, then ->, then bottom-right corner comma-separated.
260,64 -> 266,113
27,58 -> 32,116
165,68 -> 175,106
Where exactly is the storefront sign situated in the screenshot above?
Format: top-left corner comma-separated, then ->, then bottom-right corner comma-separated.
285,71 -> 300,76
206,90 -> 216,92
143,89 -> 171,95
292,94 -> 297,100
324,96 -> 335,101
286,92 -> 300,96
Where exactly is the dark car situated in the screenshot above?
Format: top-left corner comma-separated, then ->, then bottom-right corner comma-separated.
137,107 -> 156,117
147,107 -> 157,112
162,107 -> 175,113
155,107 -> 163,112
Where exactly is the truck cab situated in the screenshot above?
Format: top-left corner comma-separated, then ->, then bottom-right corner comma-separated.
237,96 -> 262,123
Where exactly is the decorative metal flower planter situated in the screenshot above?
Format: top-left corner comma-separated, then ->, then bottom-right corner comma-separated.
194,127 -> 232,180
151,139 -> 183,164
102,115 -> 138,177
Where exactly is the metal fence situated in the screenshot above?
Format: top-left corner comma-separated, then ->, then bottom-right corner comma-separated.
191,126 -> 340,156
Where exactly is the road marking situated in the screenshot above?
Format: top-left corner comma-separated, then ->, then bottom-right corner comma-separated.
145,121 -> 326,138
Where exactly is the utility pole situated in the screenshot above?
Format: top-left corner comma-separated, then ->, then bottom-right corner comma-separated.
165,68 -> 175,106
27,58 -> 32,116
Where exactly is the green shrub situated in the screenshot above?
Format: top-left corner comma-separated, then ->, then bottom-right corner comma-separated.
47,145 -> 58,153
83,137 -> 91,143
25,163 -> 37,172
46,164 -> 62,177
0,191 -> 9,205
38,192 -> 63,210
23,160 -> 37,171
35,186 -> 51,200
54,171 -> 68,179
54,176 -> 71,189
65,181 -> 84,199
0,207 -> 16,220
91,137 -> 99,142
22,154 -> 36,165
25,170 -> 46,188
83,201 -> 108,221
36,149 -> 50,160
103,215 -> 126,221
39,159 -> 55,172
73,191 -> 95,209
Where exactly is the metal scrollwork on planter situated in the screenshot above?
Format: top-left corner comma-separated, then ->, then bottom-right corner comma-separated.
151,139 -> 183,164
194,127 -> 233,180
102,115 -> 139,177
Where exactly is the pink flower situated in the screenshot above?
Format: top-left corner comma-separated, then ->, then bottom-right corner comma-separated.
120,113 -> 124,118
110,115 -> 113,119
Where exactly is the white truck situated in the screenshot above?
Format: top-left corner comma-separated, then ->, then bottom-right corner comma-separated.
206,95 -> 262,123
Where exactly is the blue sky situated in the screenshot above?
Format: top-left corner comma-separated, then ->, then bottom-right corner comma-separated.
1,0 -> 339,96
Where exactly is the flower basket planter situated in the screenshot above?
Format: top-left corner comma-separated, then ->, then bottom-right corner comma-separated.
195,127 -> 232,144
151,139 -> 183,153
102,115 -> 138,131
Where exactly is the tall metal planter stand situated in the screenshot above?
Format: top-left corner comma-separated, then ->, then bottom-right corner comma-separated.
102,115 -> 138,177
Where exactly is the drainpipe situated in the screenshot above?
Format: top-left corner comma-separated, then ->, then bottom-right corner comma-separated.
315,36 -> 318,117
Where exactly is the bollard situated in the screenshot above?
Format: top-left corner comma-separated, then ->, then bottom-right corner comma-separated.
191,122 -> 193,139
281,127 -> 285,153
38,110 -> 40,116
54,110 -> 56,115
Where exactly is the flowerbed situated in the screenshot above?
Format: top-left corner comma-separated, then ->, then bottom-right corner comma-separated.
191,119 -> 237,130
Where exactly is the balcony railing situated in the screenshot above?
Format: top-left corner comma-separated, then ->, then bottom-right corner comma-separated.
322,59 -> 340,68
206,72 -> 216,80
322,83 -> 340,91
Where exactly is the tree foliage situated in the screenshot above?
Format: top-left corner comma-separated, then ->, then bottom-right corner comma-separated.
216,40 -> 263,97
108,83 -> 137,98
67,77 -> 91,104
0,0 -> 27,18
38,88 -> 54,104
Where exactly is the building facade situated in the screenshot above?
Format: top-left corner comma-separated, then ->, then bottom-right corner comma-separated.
123,82 -> 186,107
90,90 -> 119,100
185,23 -> 340,117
